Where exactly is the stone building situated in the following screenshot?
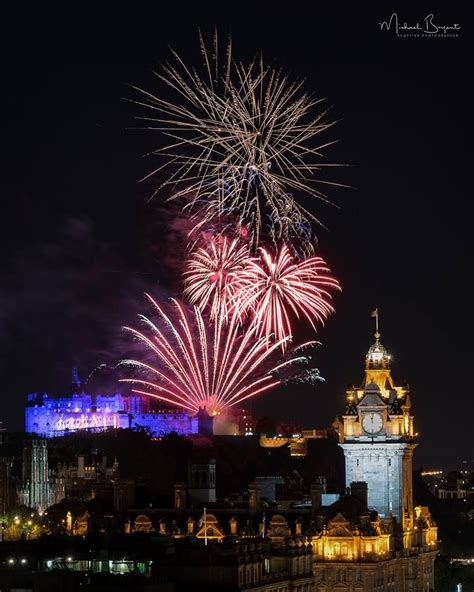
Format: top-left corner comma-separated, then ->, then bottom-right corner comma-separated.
25,367 -> 200,438
311,483 -> 437,591
187,458 -> 216,504
17,438 -> 51,513
311,323 -> 438,591
53,453 -> 118,500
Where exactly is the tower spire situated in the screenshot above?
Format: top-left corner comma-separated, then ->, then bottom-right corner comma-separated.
366,309 -> 390,372
371,308 -> 380,339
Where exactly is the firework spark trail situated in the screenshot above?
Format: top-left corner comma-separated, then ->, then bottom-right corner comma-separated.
183,236 -> 252,321
120,294 -> 315,415
129,32 -> 343,250
235,244 -> 341,348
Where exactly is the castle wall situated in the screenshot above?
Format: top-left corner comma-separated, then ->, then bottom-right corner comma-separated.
25,393 -> 198,438
130,412 -> 198,437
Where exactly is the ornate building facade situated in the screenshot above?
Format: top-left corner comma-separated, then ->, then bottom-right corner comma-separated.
25,367 -> 201,438
311,326 -> 438,591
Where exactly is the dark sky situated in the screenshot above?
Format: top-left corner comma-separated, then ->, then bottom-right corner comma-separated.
1,8 -> 472,470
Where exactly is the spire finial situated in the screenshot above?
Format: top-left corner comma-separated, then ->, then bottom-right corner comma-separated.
371,308 -> 380,339
366,309 -> 390,370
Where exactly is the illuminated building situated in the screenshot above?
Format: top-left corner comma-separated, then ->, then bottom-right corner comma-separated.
420,470 -> 444,496
310,320 -> 438,591
340,329 -> 415,526
259,428 -> 333,457
25,367 -> 200,438
213,406 -> 257,436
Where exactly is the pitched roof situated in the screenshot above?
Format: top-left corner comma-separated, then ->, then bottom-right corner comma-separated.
358,382 -> 385,408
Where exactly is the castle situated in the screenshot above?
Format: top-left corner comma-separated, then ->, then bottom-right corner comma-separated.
24,367 -> 201,438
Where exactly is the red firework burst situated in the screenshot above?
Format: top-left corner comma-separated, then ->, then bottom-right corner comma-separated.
120,295 -> 312,416
183,236 -> 252,321
236,245 -> 341,347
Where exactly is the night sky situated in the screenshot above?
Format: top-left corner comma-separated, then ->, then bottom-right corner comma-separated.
1,8 -> 472,470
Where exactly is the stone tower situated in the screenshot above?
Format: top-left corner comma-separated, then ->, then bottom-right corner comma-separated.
339,319 -> 416,529
187,459 -> 216,505
19,438 -> 51,513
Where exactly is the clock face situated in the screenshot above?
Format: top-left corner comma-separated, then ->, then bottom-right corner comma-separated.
362,413 -> 384,434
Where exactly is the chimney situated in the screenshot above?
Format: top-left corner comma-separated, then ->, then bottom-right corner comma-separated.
350,481 -> 368,507
311,476 -> 326,516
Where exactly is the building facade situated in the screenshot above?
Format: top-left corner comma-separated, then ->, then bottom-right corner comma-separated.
339,331 -> 416,526
311,327 -> 438,591
25,368 -> 200,438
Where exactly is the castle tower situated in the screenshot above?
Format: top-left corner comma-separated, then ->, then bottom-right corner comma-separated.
71,364 -> 81,395
339,313 -> 416,529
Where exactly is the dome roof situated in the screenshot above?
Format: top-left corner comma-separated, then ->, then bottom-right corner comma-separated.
135,514 -> 151,524
270,514 -> 288,525
366,334 -> 391,369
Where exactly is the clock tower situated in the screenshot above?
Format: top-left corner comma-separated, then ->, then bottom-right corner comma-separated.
339,322 -> 416,529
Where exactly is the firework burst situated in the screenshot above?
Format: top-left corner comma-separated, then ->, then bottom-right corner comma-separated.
236,244 -> 340,348
120,294 -> 315,416
130,31 -> 342,250
183,236 -> 251,321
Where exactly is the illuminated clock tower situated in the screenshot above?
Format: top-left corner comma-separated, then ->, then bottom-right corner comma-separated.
339,315 -> 416,529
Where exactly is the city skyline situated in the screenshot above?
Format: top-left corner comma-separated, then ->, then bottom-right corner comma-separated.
0,10 -> 472,590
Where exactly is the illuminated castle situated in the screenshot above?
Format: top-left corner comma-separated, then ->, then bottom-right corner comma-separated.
25,367 -> 201,438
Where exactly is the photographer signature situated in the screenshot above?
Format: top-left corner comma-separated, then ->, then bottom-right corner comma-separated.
379,13 -> 461,36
